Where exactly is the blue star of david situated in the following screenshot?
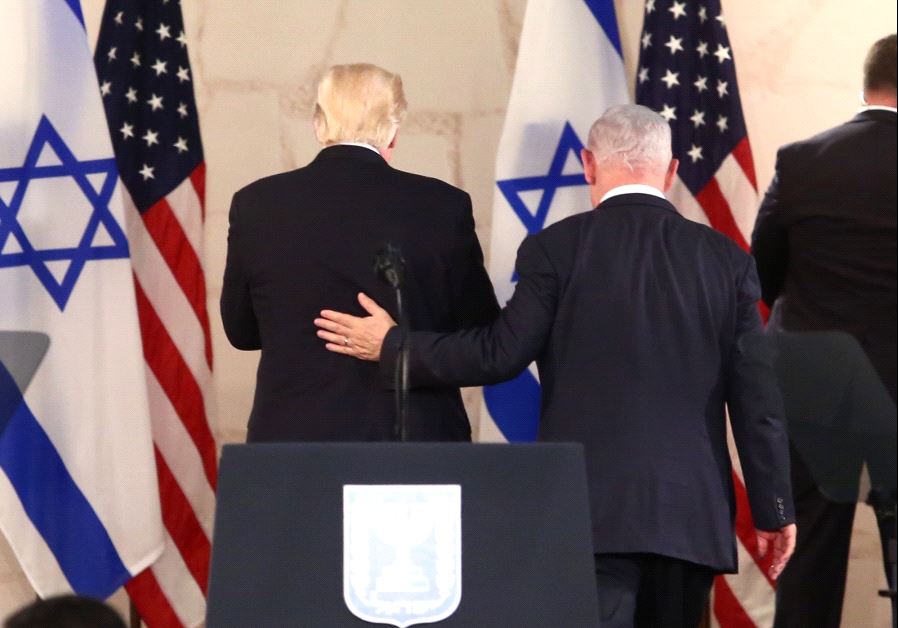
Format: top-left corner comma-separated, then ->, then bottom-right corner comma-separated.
497,121 -> 588,235
0,115 -> 129,310
496,121 -> 588,281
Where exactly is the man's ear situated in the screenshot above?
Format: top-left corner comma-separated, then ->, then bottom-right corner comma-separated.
581,149 -> 597,185
663,158 -> 679,192
388,126 -> 399,149
379,127 -> 399,161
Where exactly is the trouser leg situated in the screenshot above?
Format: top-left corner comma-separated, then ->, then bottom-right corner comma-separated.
774,444 -> 856,628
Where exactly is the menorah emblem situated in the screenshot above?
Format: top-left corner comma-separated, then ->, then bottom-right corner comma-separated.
344,485 -> 462,628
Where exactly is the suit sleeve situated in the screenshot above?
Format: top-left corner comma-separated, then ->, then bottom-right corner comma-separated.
751,147 -> 791,307
220,190 -> 261,350
446,193 -> 500,328
726,254 -> 796,531
380,233 -> 558,387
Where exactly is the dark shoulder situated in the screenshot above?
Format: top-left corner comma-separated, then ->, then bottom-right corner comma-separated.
686,219 -> 752,273
778,112 -> 893,161
521,210 -> 593,267
232,168 -> 305,201
387,166 -> 470,205
538,209 -> 593,238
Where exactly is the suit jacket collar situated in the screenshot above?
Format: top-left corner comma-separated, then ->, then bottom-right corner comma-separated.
597,192 -> 678,214
312,144 -> 389,167
850,108 -> 897,126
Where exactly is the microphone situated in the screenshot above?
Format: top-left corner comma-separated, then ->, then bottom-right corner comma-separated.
373,242 -> 410,442
373,243 -> 405,290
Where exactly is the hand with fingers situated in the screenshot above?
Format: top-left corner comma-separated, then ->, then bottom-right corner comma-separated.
756,522 -> 797,580
315,292 -> 396,361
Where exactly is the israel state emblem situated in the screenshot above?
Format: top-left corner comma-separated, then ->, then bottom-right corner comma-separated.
343,485 -> 462,627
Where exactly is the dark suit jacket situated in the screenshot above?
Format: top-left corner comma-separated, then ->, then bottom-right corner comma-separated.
752,109 -> 897,400
221,145 -> 499,442
380,193 -> 795,572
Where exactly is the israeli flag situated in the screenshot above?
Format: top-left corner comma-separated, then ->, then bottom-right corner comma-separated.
479,0 -> 629,442
0,1 -> 164,598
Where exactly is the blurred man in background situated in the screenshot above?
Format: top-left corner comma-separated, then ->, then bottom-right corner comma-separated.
221,63 -> 498,443
752,33 -> 897,628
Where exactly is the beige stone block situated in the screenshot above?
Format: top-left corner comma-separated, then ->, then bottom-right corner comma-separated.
199,0 -> 343,87
331,0 -> 513,112
743,83 -> 855,193
210,311 -> 258,440
0,579 -> 32,619
614,0 -> 643,98
0,535 -> 31,615
80,0 -> 104,51
722,0 -> 897,191
390,130 -> 455,186
202,89 -> 283,219
843,506 -> 891,627
279,110 -> 327,173
461,386 -> 484,437
204,210 -> 229,294
496,0 -> 527,74
459,112 -> 507,257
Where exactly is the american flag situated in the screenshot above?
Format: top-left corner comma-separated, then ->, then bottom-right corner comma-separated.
635,1 -> 774,626
94,1 -> 216,625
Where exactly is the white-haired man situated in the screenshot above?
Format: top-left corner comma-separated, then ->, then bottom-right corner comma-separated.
221,63 -> 498,443
315,104 -> 797,627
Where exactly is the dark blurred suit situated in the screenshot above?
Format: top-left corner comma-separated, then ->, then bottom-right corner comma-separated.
221,145 -> 499,442
381,192 -> 795,624
752,108 -> 897,627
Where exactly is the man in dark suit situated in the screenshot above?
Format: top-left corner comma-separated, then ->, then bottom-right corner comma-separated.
751,34 -> 896,628
221,63 -> 499,443
316,105 -> 797,627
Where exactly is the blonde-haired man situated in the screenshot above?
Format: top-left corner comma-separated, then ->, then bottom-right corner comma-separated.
221,63 -> 498,443
312,63 -> 406,157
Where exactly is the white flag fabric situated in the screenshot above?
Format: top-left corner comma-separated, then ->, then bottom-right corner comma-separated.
0,0 -> 164,599
479,0 -> 630,442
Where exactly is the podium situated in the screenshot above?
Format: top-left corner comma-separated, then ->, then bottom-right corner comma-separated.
206,442 -> 599,627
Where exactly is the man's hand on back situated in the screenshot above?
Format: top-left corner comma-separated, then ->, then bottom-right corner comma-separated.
315,292 -> 396,361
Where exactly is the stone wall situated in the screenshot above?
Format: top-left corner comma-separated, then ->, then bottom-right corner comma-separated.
2,1 -> 894,625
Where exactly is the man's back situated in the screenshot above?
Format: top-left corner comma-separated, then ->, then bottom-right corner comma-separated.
221,145 -> 498,441
318,104 -> 797,624
752,110 -> 898,396
533,193 -> 778,572
388,192 -> 791,572
753,110 -> 897,396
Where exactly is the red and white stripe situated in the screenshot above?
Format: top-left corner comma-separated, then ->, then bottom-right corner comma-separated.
122,167 -> 216,627
672,138 -> 777,627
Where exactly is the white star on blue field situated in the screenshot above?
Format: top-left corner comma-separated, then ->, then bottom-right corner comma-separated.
0,116 -> 130,310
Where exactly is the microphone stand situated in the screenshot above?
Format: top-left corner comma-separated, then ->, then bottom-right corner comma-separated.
393,284 -> 410,442
374,243 -> 410,442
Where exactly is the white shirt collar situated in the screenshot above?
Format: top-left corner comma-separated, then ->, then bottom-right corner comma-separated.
599,184 -> 666,204
337,141 -> 381,154
859,105 -> 898,113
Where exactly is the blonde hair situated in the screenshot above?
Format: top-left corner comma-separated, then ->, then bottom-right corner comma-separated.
313,63 -> 408,149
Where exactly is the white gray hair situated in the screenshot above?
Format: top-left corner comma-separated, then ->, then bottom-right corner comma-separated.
587,104 -> 672,171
